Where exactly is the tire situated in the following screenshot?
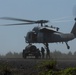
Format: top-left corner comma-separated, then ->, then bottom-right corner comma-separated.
22,50 -> 26,59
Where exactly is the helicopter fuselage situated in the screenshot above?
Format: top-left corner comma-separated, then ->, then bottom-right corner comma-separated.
25,26 -> 75,43
0,17 -> 76,56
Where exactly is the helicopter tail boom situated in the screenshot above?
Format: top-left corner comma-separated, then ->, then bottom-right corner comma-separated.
71,18 -> 76,37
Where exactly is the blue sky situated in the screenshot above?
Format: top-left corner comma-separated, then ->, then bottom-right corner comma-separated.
0,0 -> 76,55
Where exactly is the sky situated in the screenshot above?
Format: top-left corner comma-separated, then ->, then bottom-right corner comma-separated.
0,0 -> 76,55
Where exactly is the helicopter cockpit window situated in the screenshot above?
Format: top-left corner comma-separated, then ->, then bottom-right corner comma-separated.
27,32 -> 31,40
28,33 -> 31,38
27,31 -> 37,42
32,31 -> 37,42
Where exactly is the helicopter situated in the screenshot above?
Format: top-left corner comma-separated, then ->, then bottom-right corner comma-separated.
0,17 -> 76,58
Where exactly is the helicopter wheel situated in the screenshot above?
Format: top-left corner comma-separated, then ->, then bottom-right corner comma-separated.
67,45 -> 70,49
65,42 -> 70,49
22,49 -> 26,59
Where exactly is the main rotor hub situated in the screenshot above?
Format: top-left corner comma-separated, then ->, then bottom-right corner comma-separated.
35,20 -> 49,26
35,20 -> 49,23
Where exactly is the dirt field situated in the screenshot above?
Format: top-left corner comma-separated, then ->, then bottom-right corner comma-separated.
0,58 -> 76,75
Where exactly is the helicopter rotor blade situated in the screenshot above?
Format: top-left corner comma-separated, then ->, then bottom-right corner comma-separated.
51,16 -> 73,21
0,23 -> 35,26
0,17 -> 36,23
0,17 -> 49,24
52,19 -> 73,23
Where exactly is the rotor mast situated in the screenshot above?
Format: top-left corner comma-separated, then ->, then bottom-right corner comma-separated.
35,20 -> 49,26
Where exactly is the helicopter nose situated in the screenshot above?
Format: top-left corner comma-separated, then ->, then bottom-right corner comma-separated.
24,36 -> 27,43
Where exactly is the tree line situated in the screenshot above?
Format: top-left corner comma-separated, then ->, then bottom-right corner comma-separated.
0,50 -> 76,59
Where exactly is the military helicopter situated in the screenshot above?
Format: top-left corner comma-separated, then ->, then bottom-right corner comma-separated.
0,17 -> 76,58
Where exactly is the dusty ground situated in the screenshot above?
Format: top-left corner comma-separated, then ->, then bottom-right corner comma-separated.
0,58 -> 76,75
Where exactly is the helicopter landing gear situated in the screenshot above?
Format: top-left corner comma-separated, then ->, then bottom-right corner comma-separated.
65,42 -> 70,49
44,43 -> 50,59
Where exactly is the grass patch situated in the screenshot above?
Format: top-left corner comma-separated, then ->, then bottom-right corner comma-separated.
36,60 -> 76,75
